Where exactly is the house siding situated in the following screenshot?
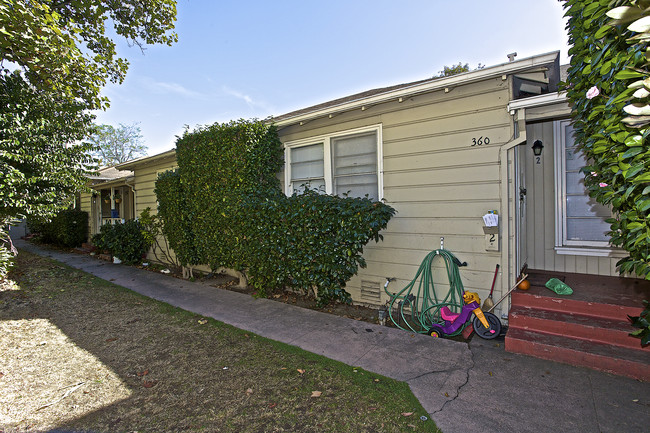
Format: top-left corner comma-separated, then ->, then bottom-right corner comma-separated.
277,76 -> 513,315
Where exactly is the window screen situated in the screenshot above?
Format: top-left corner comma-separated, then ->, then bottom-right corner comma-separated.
331,132 -> 378,200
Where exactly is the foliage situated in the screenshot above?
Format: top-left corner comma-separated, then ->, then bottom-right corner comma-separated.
0,0 -> 177,275
138,207 -> 180,270
155,119 -> 396,305
0,0 -> 178,112
563,0 -> 650,279
0,224 -> 16,279
240,190 -> 395,306
628,300 -> 650,346
0,71 -> 96,222
92,220 -> 151,265
88,123 -> 148,166
437,62 -> 470,77
28,209 -> 89,248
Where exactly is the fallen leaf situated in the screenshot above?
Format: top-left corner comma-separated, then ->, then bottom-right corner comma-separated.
246,388 -> 253,395
268,403 -> 277,408
401,412 -> 413,417
198,319 -> 208,325
105,338 -> 118,342
142,380 -> 157,388
488,371 -> 493,376
633,399 -> 639,402
137,369 -> 149,377
297,369 -> 305,375
280,367 -> 287,370
374,379 -> 379,382
273,294 -> 281,298
444,392 -> 449,397
311,391 -> 322,398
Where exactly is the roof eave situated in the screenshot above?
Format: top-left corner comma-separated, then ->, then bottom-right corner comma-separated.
116,149 -> 176,170
272,51 -> 560,127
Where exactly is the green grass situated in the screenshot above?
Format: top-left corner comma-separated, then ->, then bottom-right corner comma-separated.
0,251 -> 440,433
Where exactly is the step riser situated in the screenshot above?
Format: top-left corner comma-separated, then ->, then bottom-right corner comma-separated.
506,337 -> 650,382
511,292 -> 642,321
509,314 -> 646,351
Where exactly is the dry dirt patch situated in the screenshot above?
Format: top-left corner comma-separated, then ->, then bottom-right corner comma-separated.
0,251 -> 439,433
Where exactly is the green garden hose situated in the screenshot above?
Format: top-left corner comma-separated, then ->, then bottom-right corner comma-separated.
384,249 -> 468,335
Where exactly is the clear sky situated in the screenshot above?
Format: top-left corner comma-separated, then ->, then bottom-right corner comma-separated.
95,0 -> 570,156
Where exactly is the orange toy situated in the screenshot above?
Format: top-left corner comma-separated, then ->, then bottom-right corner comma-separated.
517,279 -> 531,290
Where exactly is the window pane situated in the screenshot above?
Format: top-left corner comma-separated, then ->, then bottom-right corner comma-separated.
291,143 -> 324,181
566,218 -> 610,242
291,179 -> 326,194
563,125 -> 610,243
332,132 -> 377,199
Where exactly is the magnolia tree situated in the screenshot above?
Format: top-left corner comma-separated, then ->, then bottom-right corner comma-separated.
564,0 -> 650,280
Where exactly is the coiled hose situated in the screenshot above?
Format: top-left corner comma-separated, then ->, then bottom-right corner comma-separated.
384,249 -> 468,335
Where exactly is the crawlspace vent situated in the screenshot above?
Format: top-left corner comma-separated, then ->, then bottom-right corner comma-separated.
360,280 -> 381,303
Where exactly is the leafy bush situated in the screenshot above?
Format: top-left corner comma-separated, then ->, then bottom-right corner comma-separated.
629,300 -> 650,346
156,119 -> 396,305
92,220 -> 151,265
28,209 -> 88,248
564,1 -> 650,278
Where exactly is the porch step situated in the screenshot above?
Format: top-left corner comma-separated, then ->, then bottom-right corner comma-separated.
509,305 -> 647,350
506,328 -> 650,381
506,270 -> 650,381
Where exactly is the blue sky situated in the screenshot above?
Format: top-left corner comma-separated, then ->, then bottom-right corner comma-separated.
95,0 -> 570,156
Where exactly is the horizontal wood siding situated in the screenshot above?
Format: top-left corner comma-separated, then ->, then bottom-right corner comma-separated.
278,76 -> 513,308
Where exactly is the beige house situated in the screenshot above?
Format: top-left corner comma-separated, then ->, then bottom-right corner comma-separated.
81,51 -> 627,318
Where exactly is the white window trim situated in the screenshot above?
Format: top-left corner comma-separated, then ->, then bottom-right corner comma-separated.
284,124 -> 384,199
553,120 -> 618,255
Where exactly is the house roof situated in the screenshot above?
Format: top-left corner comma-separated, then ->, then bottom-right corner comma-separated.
88,166 -> 133,182
116,149 -> 176,170
271,51 -> 560,127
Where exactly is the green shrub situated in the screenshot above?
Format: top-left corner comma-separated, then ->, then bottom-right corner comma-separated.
156,119 -> 396,305
92,220 -> 151,265
28,209 -> 88,248
564,1 -> 650,278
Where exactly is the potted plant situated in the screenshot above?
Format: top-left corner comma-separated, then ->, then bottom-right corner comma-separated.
103,195 -> 110,204
113,192 -> 122,204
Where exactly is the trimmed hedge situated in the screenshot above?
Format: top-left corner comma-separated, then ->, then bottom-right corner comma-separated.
28,209 -> 88,248
92,220 -> 151,265
155,119 -> 395,304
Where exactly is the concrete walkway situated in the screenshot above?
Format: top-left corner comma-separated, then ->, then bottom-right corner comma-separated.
15,240 -> 650,433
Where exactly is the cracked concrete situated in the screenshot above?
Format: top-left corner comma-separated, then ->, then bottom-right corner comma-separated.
14,240 -> 650,433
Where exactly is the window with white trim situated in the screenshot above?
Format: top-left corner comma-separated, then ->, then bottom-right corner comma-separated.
285,125 -> 382,200
554,120 -> 612,249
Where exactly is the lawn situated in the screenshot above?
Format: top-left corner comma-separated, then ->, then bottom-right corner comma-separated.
0,251 -> 439,433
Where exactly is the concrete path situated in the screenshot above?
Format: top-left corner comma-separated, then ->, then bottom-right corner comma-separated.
15,240 -> 650,433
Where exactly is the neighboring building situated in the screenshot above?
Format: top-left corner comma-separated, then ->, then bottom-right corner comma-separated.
81,51 -> 629,318
80,166 -> 134,236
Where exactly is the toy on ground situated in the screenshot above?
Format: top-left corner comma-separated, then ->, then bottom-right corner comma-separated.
428,291 -> 502,340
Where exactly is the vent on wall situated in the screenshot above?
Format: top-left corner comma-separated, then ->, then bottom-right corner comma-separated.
360,280 -> 382,303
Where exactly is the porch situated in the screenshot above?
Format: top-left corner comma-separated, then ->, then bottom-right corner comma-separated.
506,269 -> 650,381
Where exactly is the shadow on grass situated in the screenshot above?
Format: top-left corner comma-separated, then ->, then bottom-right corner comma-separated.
0,251 -> 439,433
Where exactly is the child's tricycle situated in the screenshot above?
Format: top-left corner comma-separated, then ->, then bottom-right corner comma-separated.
428,291 -> 501,339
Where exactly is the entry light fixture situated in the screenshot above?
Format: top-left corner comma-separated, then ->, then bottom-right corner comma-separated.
532,140 -> 544,156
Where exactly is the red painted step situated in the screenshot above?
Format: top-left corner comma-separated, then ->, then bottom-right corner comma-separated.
506,328 -> 650,381
509,305 -> 648,351
506,270 -> 649,380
